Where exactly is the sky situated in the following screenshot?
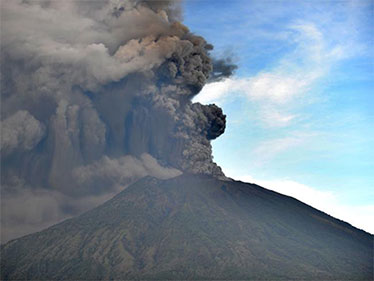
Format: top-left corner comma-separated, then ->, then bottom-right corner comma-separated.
184,0 -> 374,233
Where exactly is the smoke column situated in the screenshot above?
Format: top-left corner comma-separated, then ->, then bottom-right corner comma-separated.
0,0 -> 235,243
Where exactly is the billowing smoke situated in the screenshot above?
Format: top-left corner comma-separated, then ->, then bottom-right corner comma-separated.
210,58 -> 238,82
0,0 -> 235,243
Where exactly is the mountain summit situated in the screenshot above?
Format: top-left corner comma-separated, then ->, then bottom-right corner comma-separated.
1,174 -> 372,280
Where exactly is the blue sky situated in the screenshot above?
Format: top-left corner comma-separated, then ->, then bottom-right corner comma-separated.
184,0 -> 373,232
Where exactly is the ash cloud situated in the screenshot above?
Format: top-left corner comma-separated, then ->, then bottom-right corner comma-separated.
1,111 -> 46,155
209,58 -> 238,82
0,0 -> 235,243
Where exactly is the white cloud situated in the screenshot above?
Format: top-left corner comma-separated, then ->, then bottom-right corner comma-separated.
251,136 -> 303,164
243,73 -> 309,103
195,22 -> 348,127
194,78 -> 236,105
228,173 -> 374,234
196,75 -> 307,105
245,132 -> 318,166
196,73 -> 310,105
258,109 -> 297,127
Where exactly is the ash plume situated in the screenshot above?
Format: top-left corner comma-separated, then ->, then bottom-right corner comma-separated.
0,0 -> 235,243
210,58 -> 238,82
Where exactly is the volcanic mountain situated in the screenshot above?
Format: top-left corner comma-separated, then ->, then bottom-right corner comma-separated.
1,174 -> 372,280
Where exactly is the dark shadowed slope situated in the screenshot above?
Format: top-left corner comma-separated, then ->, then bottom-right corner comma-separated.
1,174 -> 373,280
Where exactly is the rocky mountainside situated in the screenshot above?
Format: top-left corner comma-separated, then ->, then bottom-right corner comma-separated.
1,174 -> 373,280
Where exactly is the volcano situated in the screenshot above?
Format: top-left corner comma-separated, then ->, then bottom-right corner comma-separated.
1,174 -> 372,280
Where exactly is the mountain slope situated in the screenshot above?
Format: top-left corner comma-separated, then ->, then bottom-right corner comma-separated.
1,174 -> 373,280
